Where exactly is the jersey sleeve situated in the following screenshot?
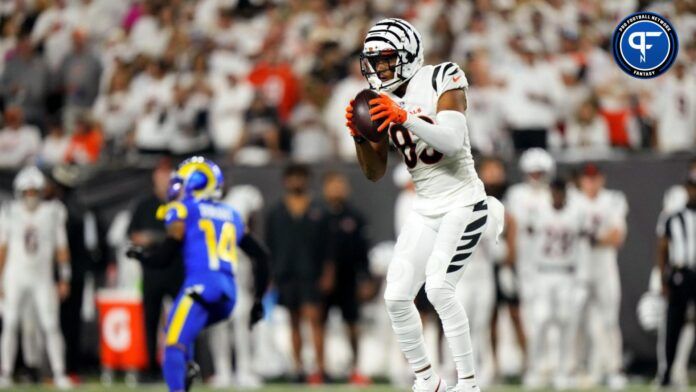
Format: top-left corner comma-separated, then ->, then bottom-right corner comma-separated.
160,201 -> 189,226
432,62 -> 468,97
54,201 -> 69,248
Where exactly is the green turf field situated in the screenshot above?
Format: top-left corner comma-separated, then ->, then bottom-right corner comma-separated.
6,383 -> 688,392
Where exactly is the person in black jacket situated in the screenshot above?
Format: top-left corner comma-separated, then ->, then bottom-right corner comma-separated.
321,171 -> 372,385
265,163 -> 331,384
127,159 -> 184,379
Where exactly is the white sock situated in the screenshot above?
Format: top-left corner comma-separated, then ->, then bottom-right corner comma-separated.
385,299 -> 433,380
426,288 -> 476,381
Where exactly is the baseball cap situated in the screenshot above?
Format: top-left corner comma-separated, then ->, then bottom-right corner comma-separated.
581,163 -> 602,177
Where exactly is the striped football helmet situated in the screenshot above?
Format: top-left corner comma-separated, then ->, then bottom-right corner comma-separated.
360,18 -> 424,93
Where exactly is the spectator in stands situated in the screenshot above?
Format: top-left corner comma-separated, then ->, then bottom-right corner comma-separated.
564,97 -> 611,155
265,163 -> 330,384
30,0 -> 78,71
248,45 -> 300,122
234,91 -> 283,164
209,64 -> 254,153
653,61 -> 696,153
127,159 -> 184,380
501,37 -> 563,152
0,105 -> 41,168
289,85 -> 331,163
58,28 -> 102,132
64,114 -> 103,165
323,60 -> 365,161
91,68 -> 136,156
321,171 -> 371,386
39,118 -> 70,167
465,50 -> 507,156
1,33 -> 49,129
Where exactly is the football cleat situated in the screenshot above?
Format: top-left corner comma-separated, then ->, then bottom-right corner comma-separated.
185,361 -> 201,392
413,375 -> 447,392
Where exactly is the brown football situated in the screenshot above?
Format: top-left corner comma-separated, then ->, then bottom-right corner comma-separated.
352,89 -> 386,143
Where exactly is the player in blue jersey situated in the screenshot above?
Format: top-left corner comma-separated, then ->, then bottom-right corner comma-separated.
128,157 -> 270,392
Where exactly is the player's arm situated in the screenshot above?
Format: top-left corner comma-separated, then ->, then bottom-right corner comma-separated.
53,204 -> 71,299
238,232 -> 270,301
369,88 -> 468,156
127,221 -> 184,268
656,214 -> 671,297
346,101 -> 389,182
504,212 -> 517,267
238,231 -> 271,326
657,234 -> 669,296
354,138 -> 389,182
593,227 -> 625,247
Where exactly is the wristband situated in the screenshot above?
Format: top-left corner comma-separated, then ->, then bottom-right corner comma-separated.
59,263 -> 72,282
353,135 -> 366,144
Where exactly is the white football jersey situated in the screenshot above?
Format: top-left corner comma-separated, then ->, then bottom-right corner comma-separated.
529,199 -> 589,278
386,62 -> 486,215
504,182 -> 551,264
0,200 -> 68,280
578,189 -> 628,263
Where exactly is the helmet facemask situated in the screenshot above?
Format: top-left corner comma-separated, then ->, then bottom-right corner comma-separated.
360,49 -> 409,92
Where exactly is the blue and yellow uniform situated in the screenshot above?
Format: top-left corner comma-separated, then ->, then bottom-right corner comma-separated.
157,157 -> 243,392
128,157 -> 269,392
162,197 -> 244,351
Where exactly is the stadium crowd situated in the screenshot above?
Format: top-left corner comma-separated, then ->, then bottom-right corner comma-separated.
0,0 -> 693,169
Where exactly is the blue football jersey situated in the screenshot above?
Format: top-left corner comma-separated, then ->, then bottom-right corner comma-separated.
163,197 -> 245,276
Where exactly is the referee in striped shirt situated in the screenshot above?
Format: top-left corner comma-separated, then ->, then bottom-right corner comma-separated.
657,171 -> 696,387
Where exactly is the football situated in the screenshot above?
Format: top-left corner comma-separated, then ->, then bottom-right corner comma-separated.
352,89 -> 386,143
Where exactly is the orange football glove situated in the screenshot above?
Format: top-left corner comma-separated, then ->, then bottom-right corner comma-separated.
345,99 -> 359,137
369,94 -> 407,132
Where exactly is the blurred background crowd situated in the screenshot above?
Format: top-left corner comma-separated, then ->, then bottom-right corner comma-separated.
0,0 -> 694,169
0,0 -> 694,390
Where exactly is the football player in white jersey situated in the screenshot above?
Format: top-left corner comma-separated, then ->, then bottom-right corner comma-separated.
524,179 -> 590,390
345,18 -> 504,392
0,167 -> 72,389
504,148 -> 555,305
576,164 -> 628,389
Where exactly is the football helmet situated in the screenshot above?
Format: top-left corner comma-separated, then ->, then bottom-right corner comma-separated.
13,166 -> 45,195
361,18 -> 424,93
519,148 -> 555,175
173,156 -> 224,200
637,291 -> 665,332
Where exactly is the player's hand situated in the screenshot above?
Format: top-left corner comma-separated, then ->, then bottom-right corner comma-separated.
345,100 -> 359,137
58,281 -> 70,300
369,94 -> 407,132
126,245 -> 146,262
249,301 -> 264,328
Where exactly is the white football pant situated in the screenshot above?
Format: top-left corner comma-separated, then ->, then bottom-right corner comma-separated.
1,275 -> 66,379
385,199 -> 490,384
